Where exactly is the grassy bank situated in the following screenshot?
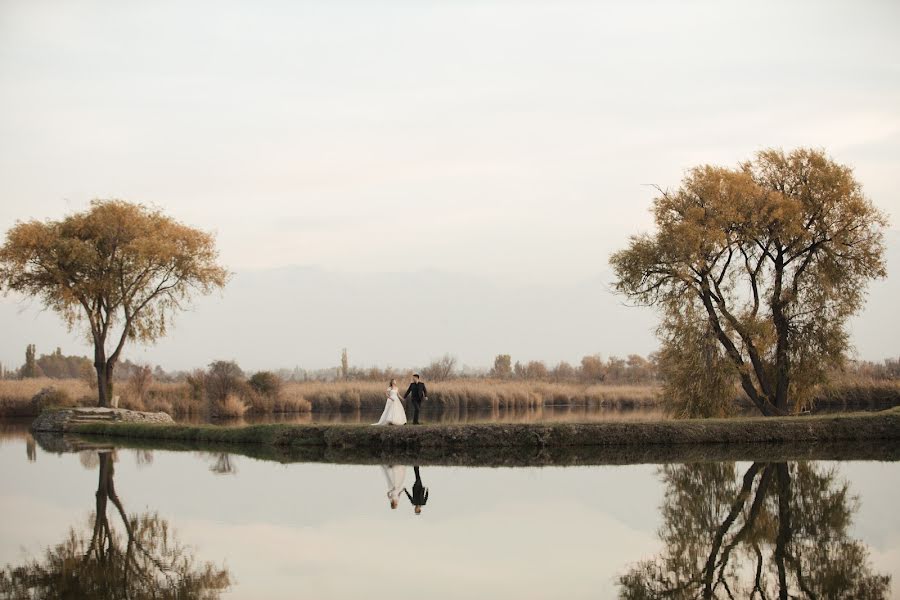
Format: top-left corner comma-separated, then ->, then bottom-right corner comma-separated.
58,430 -> 900,467
63,408 -> 900,466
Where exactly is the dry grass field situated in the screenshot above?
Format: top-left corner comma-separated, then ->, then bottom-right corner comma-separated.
815,379 -> 900,411
0,377 -> 195,417
266,380 -> 661,413
0,378 -> 93,403
0,378 -> 92,417
3,376 -> 896,419
0,377 -> 661,417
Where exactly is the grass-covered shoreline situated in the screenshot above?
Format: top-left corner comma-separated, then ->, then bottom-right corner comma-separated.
58,408 -> 900,465
55,433 -> 900,467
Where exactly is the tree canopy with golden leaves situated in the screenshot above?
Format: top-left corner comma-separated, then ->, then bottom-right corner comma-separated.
611,148 -> 887,416
0,200 -> 229,406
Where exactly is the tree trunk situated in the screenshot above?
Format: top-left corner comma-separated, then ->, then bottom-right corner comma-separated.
772,251 -> 791,413
774,463 -> 792,600
92,328 -> 120,407
95,364 -> 109,408
702,462 -> 762,598
699,289 -> 784,416
105,361 -> 115,406
94,343 -> 110,408
773,316 -> 790,413
86,452 -> 113,560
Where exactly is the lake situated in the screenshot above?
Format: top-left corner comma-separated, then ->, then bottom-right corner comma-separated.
203,404 -> 670,426
0,420 -> 897,599
192,403 -> 883,427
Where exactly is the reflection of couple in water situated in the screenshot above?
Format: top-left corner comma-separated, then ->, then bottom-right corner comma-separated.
382,465 -> 429,514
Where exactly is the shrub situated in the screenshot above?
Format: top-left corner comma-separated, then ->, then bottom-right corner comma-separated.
217,394 -> 248,418
421,354 -> 457,381
186,369 -> 206,400
127,365 -> 153,404
206,361 -> 245,402
249,371 -> 282,398
29,386 -> 73,413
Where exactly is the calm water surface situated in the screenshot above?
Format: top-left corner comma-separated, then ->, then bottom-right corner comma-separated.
211,405 -> 669,426
193,404 -> 883,426
0,420 -> 898,599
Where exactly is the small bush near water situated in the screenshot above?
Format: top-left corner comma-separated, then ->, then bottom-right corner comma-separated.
249,371 -> 282,397
218,394 -> 248,418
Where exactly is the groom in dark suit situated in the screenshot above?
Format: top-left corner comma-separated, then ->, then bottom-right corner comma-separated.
403,466 -> 429,515
403,374 -> 428,425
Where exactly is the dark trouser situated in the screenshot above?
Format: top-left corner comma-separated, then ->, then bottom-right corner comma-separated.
411,398 -> 422,424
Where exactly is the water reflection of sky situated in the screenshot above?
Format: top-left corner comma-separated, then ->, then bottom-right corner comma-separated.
0,427 -> 897,599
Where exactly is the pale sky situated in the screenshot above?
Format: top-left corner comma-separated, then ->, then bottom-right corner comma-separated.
1,0 -> 898,370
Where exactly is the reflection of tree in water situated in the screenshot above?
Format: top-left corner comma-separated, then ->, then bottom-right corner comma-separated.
619,461 -> 890,599
0,452 -> 231,599
210,453 -> 236,475
134,449 -> 154,468
80,449 -> 102,470
188,451 -> 237,475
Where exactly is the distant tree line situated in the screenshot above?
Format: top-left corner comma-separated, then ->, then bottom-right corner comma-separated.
838,357 -> 900,381
285,350 -> 661,384
4,346 -> 661,385
268,350 -> 662,384
488,353 -> 659,384
6,344 -> 176,385
14,345 -> 91,379
6,342 -> 897,391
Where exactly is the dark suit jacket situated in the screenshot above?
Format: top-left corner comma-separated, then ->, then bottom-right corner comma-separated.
404,381 -> 428,402
404,484 -> 428,506
405,467 -> 429,506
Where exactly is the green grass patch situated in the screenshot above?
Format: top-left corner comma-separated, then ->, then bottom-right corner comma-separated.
69,409 -> 900,453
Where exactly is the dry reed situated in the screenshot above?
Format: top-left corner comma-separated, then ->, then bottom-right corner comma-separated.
814,379 -> 900,411
4,376 -> 895,419
217,394 -> 248,418
0,378 -> 659,416
278,380 -> 662,413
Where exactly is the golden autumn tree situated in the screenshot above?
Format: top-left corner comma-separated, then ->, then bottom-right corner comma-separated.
611,149 -> 887,416
0,200 -> 229,407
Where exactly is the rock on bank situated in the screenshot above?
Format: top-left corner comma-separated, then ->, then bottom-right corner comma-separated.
31,407 -> 174,433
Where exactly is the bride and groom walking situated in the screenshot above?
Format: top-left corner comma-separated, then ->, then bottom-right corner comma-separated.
373,374 -> 428,426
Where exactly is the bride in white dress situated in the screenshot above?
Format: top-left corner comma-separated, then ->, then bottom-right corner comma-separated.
373,379 -> 407,426
381,464 -> 407,509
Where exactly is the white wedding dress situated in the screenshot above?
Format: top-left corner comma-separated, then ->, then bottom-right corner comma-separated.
382,465 -> 407,504
373,387 -> 407,426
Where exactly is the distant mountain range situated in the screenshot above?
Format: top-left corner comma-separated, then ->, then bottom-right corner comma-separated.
1,232 -> 897,373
